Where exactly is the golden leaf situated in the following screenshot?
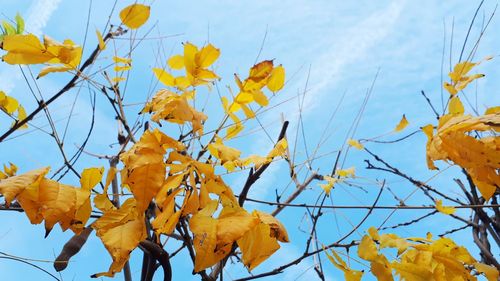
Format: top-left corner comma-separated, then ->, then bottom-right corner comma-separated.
253,210 -> 289,242
80,167 -> 103,191
347,139 -> 364,150
267,65 -> 285,92
153,68 -> 175,87
168,54 -> 184,70
237,223 -> 280,270
358,235 -> 378,262
196,44 -> 220,68
119,4 -> 150,29
96,29 -> 106,50
485,106 -> 500,115
435,199 -> 456,215
394,114 -> 409,132
94,167 -> 117,212
190,201 -> 225,272
474,262 -> 499,281
425,114 -> 499,200
2,34 -> 55,64
371,254 -> 393,281
92,198 -> 146,277
249,60 -> 273,82
448,96 -> 464,115
325,247 -> 364,281
120,129 -> 181,212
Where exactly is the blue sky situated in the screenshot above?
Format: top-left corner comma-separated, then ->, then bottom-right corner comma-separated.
0,0 -> 499,280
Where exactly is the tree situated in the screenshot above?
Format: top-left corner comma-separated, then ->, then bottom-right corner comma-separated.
0,2 -> 498,281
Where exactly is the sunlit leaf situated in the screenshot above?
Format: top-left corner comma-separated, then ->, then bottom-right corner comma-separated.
435,199 -> 456,215
267,65 -> 285,92
96,29 -> 106,50
394,114 -> 409,132
474,262 -> 499,281
347,139 -> 364,150
168,54 -> 184,70
448,96 -> 464,115
119,4 -> 150,29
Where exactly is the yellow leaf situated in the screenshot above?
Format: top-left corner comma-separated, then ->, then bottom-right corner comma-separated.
151,188 -> 183,235
267,138 -> 288,159
336,167 -> 355,178
207,140 -> 241,165
449,61 -> 476,82
392,261 -> 432,281
183,42 -> 198,76
249,60 -> 274,82
120,129 -> 175,212
368,226 -> 380,240
92,202 -> 146,278
226,123 -> 244,140
0,167 -> 49,208
190,202 -> 226,272
80,167 -> 103,191
379,233 -> 411,255
112,56 -> 131,64
114,64 -> 131,72
93,168 -> 116,213
267,65 -> 285,92
37,65 -> 73,78
484,106 -> 500,115
253,210 -> 289,242
358,235 -> 378,261
38,178 -> 92,235
2,162 -> 17,177
425,114 -> 500,200
96,29 -> 106,50
319,175 -> 337,195
235,92 -> 254,104
371,255 -> 394,281
325,248 -> 364,281
242,155 -> 269,170
152,68 -> 175,87
0,94 -> 19,114
174,76 -> 190,89
474,262 -> 499,281
448,96 -> 464,115
2,34 -> 54,64
394,114 -> 409,132
240,104 -> 255,119
167,54 -> 184,70
142,90 -> 207,135
112,77 -> 126,83
444,82 -> 458,96
435,199 -> 456,215
16,105 -> 28,129
347,139 -> 364,150
237,223 -> 280,270
444,60 -> 486,95
182,187 -> 200,216
119,4 -> 150,29
196,44 -> 220,68
252,90 -> 269,106
216,209 -> 259,247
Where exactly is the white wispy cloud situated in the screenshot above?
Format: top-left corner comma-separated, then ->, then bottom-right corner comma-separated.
242,1 -> 406,202
25,0 -> 62,36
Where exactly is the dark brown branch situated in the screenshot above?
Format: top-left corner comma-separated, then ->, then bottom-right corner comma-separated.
364,148 -> 464,205
139,241 -> 172,281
